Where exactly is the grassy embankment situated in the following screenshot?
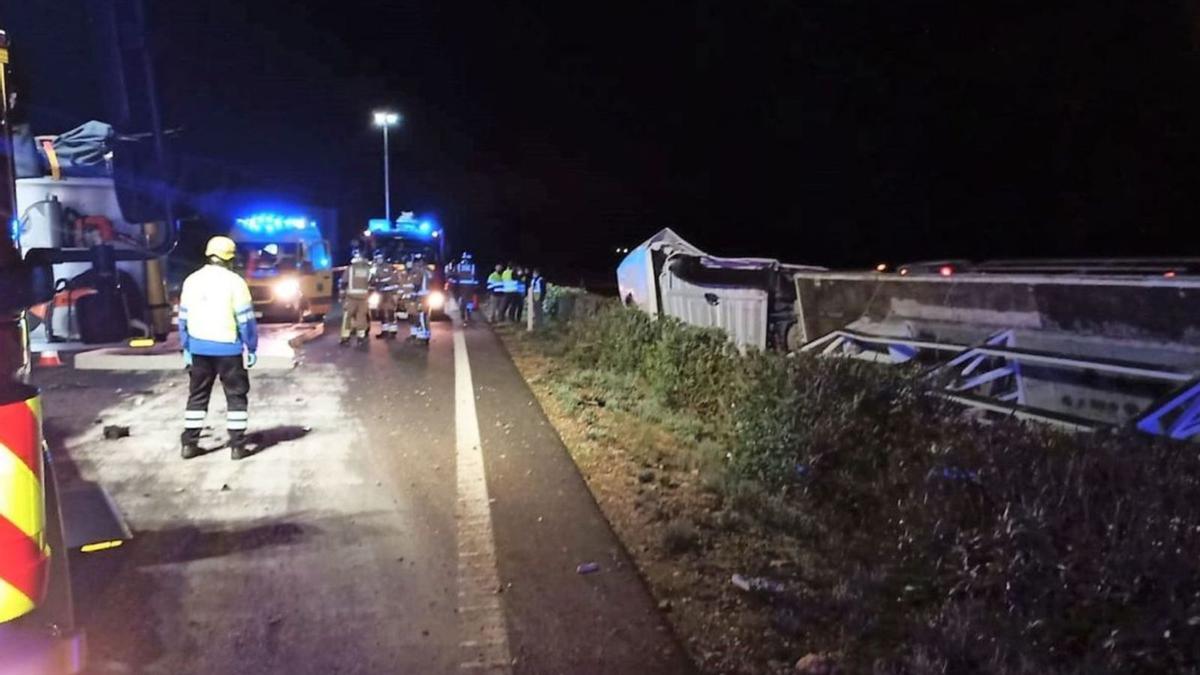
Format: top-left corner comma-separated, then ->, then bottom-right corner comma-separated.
500,299 -> 1200,674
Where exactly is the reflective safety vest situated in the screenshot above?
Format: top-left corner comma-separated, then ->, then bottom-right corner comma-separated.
500,269 -> 519,293
345,260 -> 373,298
531,275 -> 545,298
458,261 -> 477,285
179,264 -> 259,357
0,389 -> 48,624
486,272 -> 503,292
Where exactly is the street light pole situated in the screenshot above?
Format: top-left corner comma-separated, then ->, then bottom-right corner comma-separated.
373,111 -> 401,222
382,122 -> 391,223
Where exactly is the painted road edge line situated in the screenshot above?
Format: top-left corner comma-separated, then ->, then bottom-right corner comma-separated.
454,328 -> 514,673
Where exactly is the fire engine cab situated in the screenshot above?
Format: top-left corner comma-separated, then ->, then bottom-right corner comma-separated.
229,213 -> 334,323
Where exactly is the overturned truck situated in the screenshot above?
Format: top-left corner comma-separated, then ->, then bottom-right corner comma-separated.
616,229 -> 823,352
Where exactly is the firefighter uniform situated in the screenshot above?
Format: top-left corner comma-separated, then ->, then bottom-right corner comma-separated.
179,236 -> 259,460
402,259 -> 433,341
341,255 -> 373,344
372,254 -> 401,338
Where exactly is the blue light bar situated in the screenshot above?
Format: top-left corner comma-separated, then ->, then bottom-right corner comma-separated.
236,213 -> 316,235
366,216 -> 439,241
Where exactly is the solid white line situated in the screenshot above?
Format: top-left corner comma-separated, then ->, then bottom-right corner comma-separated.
454,328 -> 513,674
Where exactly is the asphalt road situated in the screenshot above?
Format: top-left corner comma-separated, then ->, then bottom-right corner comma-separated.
33,316 -> 690,675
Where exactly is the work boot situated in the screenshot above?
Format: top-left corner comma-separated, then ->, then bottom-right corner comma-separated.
229,437 -> 251,461
181,441 -> 202,460
339,337 -> 350,346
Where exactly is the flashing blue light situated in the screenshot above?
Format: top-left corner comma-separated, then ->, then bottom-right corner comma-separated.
9,218 -> 19,244
236,213 -> 316,235
367,215 -> 438,241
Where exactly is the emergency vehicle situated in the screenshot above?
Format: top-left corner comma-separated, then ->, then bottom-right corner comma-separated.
362,212 -> 447,319
2,23 -> 153,674
230,213 -> 334,323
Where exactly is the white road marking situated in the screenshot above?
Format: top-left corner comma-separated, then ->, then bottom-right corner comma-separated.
454,328 -> 513,673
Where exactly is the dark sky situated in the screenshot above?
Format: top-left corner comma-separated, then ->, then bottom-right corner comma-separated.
6,1 -> 1200,278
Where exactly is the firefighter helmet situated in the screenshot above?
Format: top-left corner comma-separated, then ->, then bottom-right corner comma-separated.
205,236 -> 237,261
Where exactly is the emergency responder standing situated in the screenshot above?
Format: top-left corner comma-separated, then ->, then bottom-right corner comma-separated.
451,252 -> 478,324
511,264 -> 525,321
340,248 -> 373,346
501,262 -> 519,322
486,263 -> 504,322
179,236 -> 259,461
529,268 -> 546,326
402,254 -> 433,342
372,251 -> 400,339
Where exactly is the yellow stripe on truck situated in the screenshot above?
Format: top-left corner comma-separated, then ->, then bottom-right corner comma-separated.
0,393 -> 48,624
0,575 -> 36,624
0,442 -> 42,539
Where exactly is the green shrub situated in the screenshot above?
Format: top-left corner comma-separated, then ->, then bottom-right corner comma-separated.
538,298 -> 1200,672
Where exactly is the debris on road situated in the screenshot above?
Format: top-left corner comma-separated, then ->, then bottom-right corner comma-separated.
731,574 -> 786,596
576,562 -> 601,575
102,425 -> 130,440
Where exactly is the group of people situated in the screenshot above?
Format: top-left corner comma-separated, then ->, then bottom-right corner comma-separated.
485,263 -> 545,324
175,236 -> 549,461
339,247 -> 433,346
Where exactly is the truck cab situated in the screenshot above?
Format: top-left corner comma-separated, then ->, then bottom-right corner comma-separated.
229,214 -> 333,322
362,212 -> 447,317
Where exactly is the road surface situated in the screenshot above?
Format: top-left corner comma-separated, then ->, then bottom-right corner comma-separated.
34,317 -> 691,674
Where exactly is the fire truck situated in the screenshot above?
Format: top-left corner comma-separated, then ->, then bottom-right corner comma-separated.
361,212 -> 448,319
1,10 -> 173,672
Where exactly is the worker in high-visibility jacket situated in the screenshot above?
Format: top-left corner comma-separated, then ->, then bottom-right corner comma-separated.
486,263 -> 504,322
179,236 -> 259,460
340,249 -> 373,346
501,263 -> 519,322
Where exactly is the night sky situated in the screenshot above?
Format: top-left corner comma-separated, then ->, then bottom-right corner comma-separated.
7,1 -> 1200,279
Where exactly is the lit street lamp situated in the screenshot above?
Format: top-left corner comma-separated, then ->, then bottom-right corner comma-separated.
373,110 -> 402,223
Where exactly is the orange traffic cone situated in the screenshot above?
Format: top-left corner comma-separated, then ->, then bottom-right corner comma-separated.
37,350 -> 63,367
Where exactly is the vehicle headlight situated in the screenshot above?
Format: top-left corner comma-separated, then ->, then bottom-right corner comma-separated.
427,290 -> 445,310
368,292 -> 381,310
273,278 -> 301,301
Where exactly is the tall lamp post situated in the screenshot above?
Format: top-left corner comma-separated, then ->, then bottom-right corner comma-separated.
373,111 -> 401,222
